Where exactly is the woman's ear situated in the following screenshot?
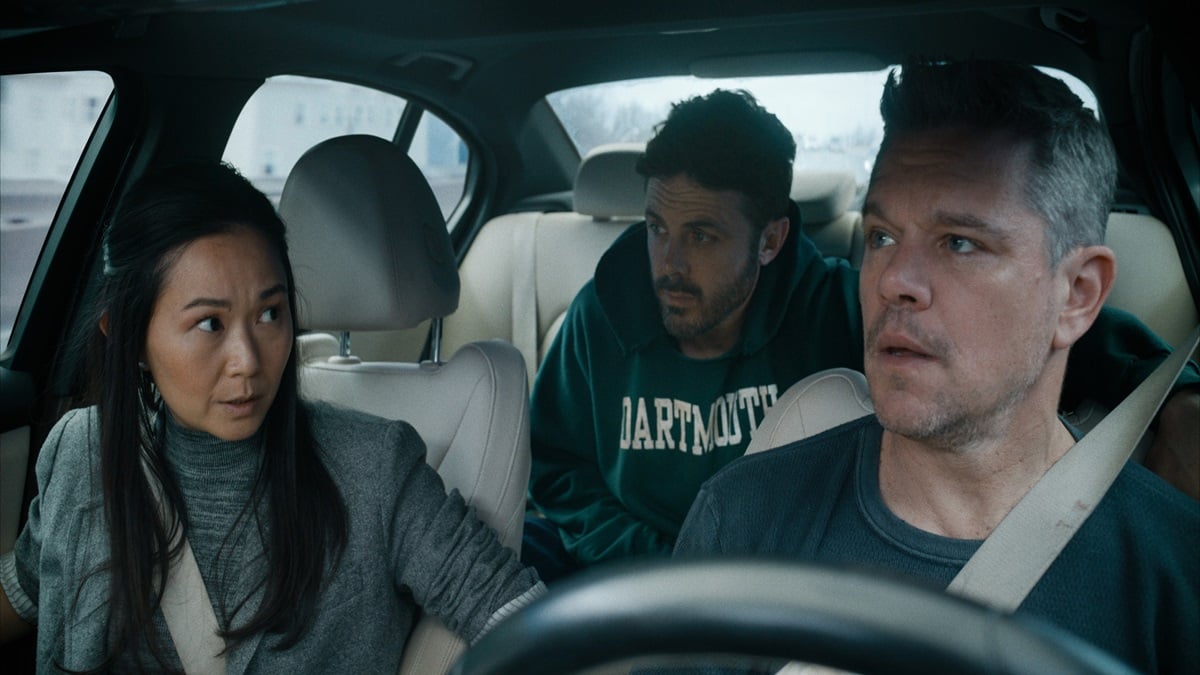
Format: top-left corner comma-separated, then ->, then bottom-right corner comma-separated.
1053,244 -> 1116,350
98,311 -> 110,337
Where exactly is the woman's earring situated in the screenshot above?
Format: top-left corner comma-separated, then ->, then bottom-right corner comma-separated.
138,361 -> 149,370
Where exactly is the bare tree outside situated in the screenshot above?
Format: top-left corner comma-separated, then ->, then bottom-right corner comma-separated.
550,89 -> 664,155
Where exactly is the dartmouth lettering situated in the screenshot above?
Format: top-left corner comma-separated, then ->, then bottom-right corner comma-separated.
618,385 -> 779,454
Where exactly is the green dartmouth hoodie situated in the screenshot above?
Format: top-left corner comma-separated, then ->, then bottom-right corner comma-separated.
528,216 -> 1198,567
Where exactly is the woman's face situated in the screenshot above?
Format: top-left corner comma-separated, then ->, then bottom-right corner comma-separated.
143,227 -> 293,441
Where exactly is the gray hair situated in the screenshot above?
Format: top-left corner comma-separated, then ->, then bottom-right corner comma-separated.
877,58 -> 1116,266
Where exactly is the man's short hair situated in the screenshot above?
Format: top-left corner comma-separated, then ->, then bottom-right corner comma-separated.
877,58 -> 1117,266
636,89 -> 796,231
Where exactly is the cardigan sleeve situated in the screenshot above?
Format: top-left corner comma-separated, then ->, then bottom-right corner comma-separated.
1,407 -> 96,625
379,418 -> 542,642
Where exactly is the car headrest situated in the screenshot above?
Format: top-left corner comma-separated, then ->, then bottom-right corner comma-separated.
572,143 -> 856,228
791,170 -> 856,224
279,134 -> 460,331
573,142 -> 647,219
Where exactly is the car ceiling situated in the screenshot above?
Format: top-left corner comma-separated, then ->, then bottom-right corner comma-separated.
1,2 -> 1186,112
1,0 -> 1193,220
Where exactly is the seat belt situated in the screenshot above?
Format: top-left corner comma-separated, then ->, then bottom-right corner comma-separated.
948,323 -> 1200,612
144,463 -> 228,674
511,216 -> 541,386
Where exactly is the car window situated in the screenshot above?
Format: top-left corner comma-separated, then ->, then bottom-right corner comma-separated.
413,109 -> 470,219
222,75 -> 469,223
547,67 -> 1099,193
0,71 -> 114,349
549,70 -> 892,191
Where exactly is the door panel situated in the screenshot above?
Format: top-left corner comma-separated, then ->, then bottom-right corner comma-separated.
0,366 -> 34,554
0,426 -> 30,554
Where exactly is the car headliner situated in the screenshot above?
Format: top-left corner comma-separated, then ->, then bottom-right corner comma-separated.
1,2 -> 1191,142
4,1 -> 1193,216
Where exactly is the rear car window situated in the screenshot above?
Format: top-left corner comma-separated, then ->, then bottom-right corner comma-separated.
548,67 -> 1099,193
223,75 -> 469,222
0,70 -> 114,350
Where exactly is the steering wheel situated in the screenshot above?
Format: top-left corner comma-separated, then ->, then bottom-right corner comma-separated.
450,559 -> 1135,675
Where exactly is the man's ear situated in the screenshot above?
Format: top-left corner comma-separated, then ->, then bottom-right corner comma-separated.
758,215 -> 790,266
1053,244 -> 1116,350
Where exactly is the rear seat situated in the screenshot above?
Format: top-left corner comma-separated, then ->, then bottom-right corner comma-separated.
1059,209 -> 1198,440
440,143 -> 866,383
440,143 -> 645,383
1104,211 -> 1197,347
338,144 -> 1193,386
791,169 -> 864,267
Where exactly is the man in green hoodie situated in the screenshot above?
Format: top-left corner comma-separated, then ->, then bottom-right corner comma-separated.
525,87 -> 1198,581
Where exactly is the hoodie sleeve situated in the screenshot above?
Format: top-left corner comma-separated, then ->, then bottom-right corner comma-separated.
528,290 -> 673,565
1064,306 -> 1199,411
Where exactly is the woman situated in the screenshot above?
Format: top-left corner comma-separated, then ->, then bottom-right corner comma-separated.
0,162 -> 544,672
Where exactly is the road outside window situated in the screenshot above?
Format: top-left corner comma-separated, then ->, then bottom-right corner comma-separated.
0,71 -> 113,349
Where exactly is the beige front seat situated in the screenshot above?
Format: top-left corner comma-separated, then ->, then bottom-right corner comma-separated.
745,368 -> 874,455
279,135 -> 531,675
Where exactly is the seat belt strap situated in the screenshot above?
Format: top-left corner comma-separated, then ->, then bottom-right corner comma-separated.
161,538 -> 228,675
144,463 -> 228,674
512,216 -> 541,386
948,323 -> 1200,612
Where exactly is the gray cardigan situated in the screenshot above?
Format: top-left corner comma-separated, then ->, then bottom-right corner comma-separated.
1,402 -> 543,673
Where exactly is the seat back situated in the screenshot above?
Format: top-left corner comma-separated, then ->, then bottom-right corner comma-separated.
1059,211 -> 1198,443
278,135 -> 531,675
793,169 -> 863,265
745,368 -> 873,455
442,143 -> 645,383
1104,212 -> 1198,347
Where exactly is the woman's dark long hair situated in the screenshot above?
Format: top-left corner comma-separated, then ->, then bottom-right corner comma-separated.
88,162 -> 348,670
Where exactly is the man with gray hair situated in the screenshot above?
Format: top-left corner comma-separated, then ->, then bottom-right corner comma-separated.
674,59 -> 1198,673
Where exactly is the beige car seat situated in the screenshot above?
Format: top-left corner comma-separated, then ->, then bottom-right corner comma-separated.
443,142 -> 646,384
279,134 -> 531,675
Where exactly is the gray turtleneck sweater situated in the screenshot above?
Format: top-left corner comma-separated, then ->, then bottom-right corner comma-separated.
1,401 -> 544,673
